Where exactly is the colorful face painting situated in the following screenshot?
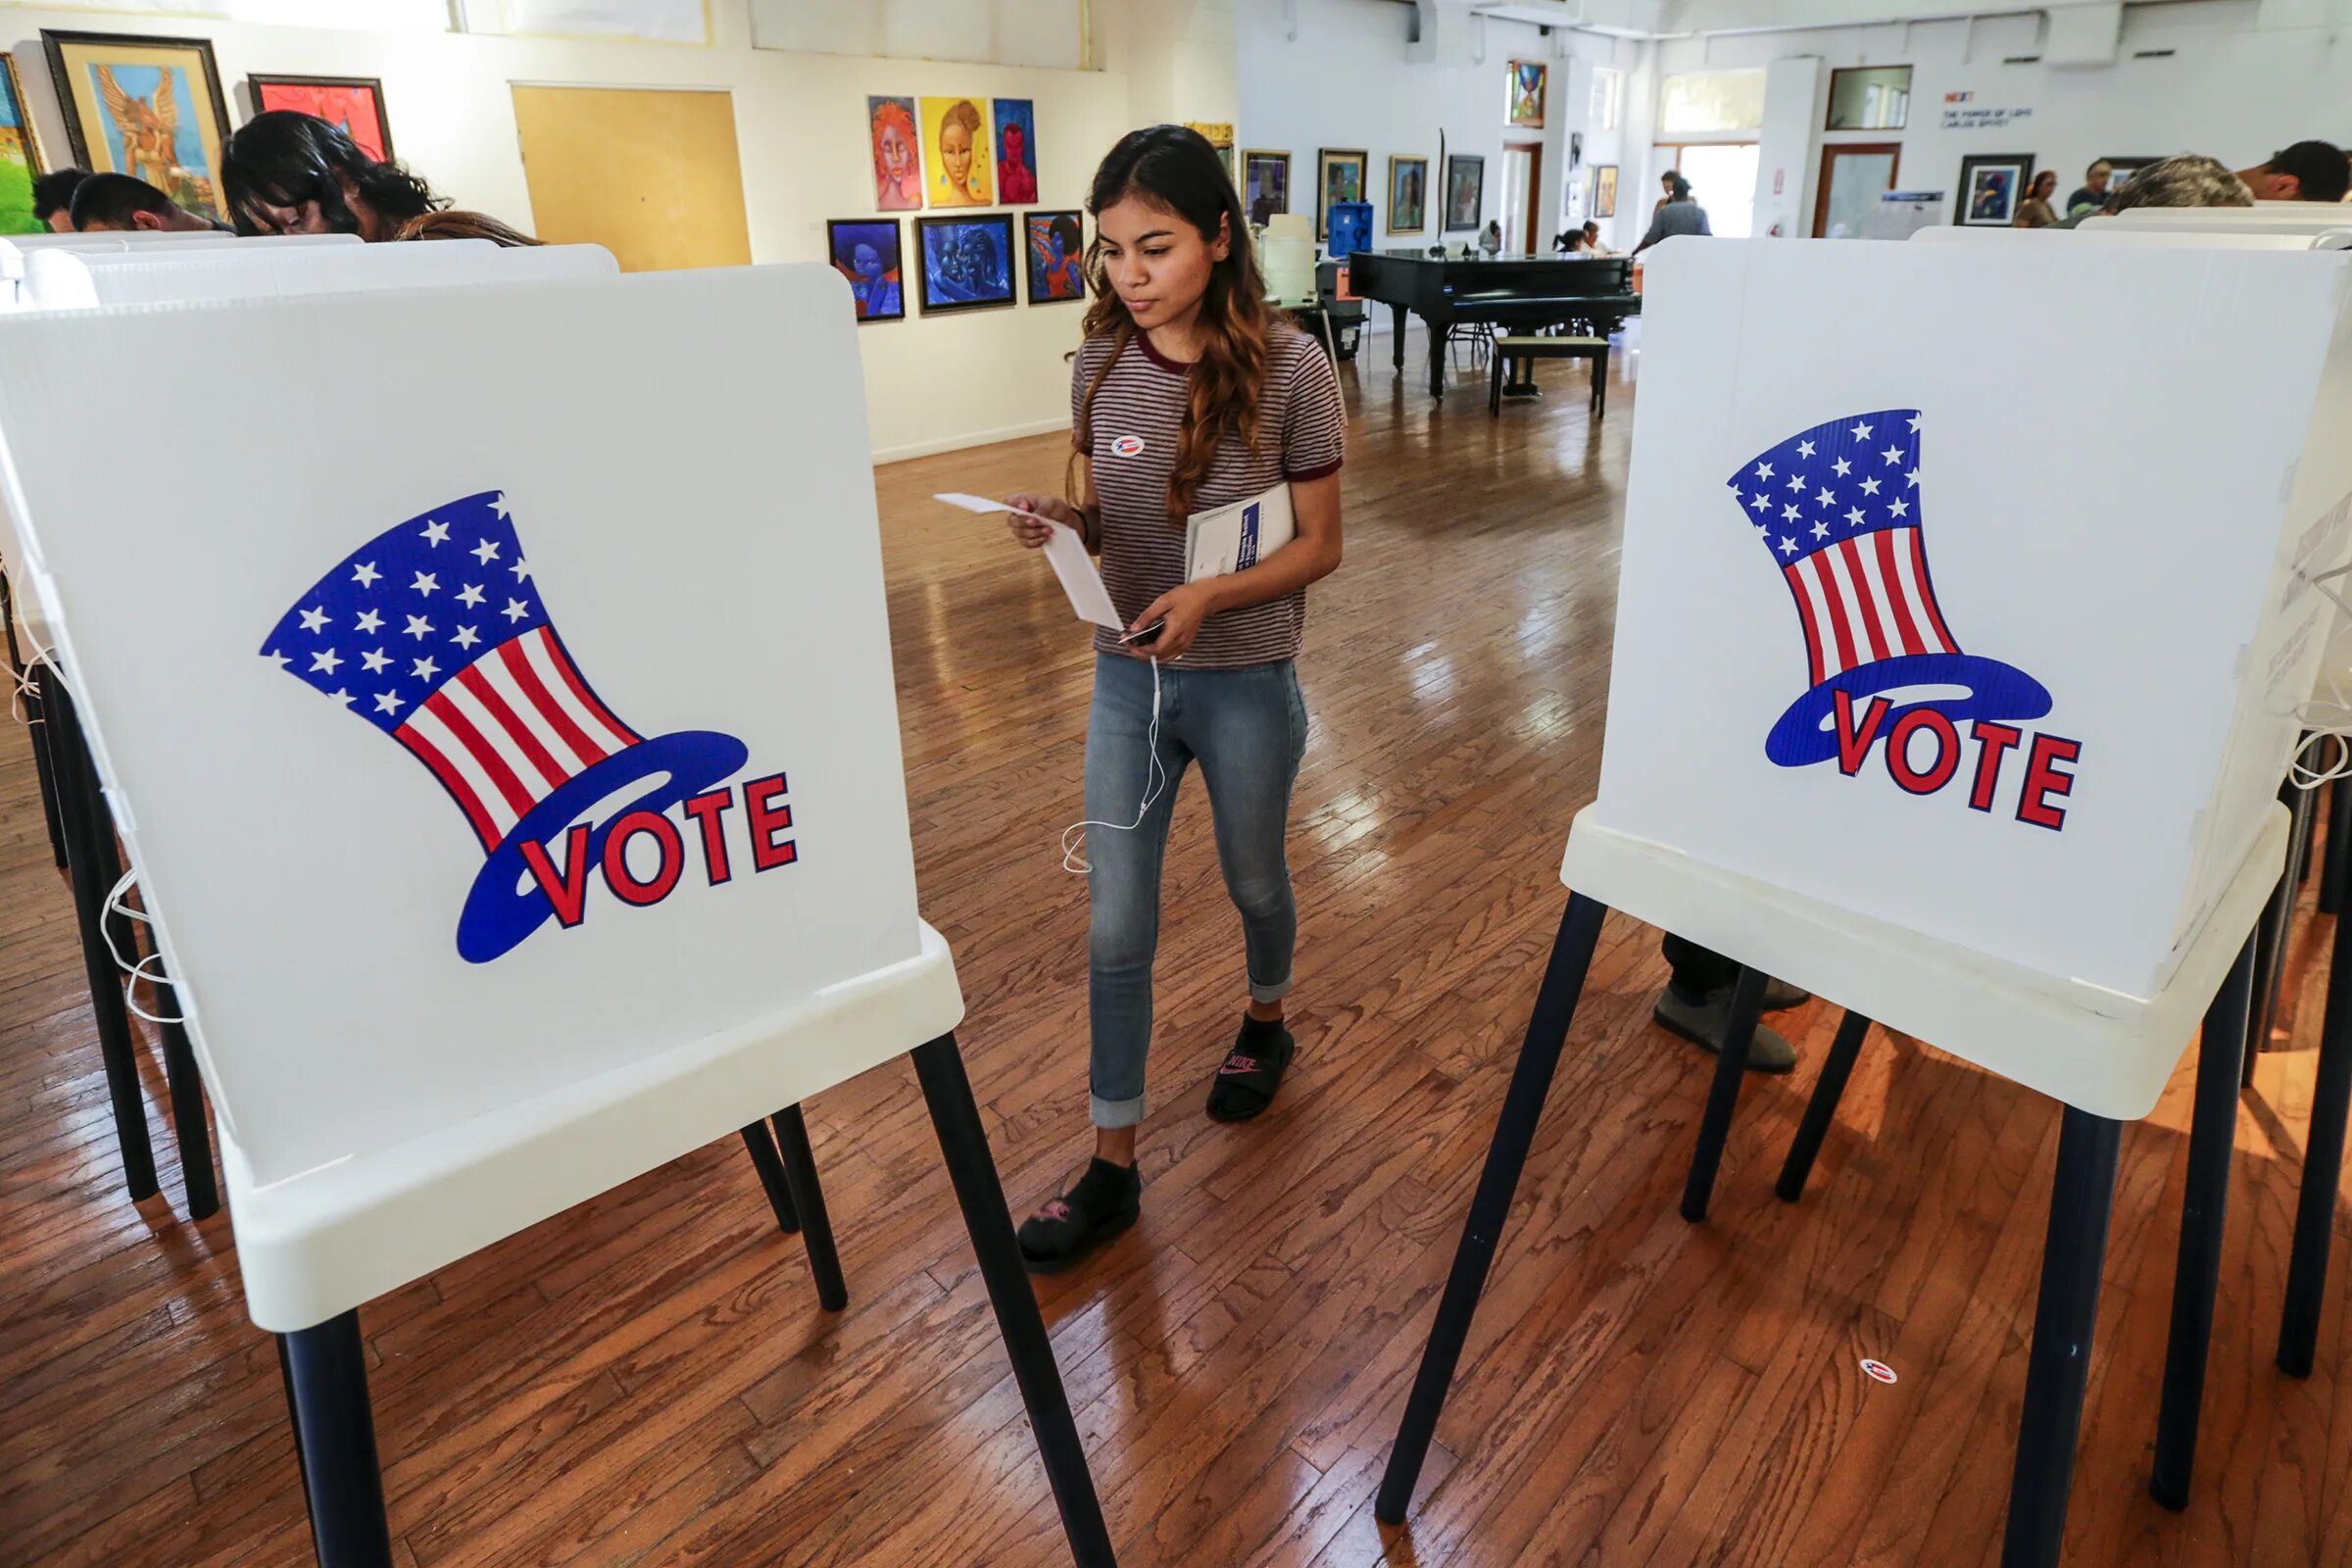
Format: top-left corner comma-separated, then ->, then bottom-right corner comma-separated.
916,214 -> 1014,312
868,95 -> 921,213
1025,211 -> 1085,304
921,95 -> 993,208
45,31 -> 234,222
1244,151 -> 1290,226
828,219 -> 905,322
252,76 -> 392,162
994,98 -> 1038,206
1508,60 -> 1546,126
0,58 -> 43,235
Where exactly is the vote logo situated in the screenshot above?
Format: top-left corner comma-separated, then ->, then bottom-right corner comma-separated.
1108,434 -> 1146,458
262,490 -> 797,963
1727,409 -> 2083,832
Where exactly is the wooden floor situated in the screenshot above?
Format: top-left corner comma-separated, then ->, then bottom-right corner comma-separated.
6,331 -> 2352,1567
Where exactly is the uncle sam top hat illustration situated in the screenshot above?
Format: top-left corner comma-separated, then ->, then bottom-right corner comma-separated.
1726,407 -> 2051,767
261,490 -> 749,963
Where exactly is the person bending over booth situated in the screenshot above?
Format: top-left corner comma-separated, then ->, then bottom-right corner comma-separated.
31,168 -> 89,233
69,172 -> 226,234
2235,140 -> 2350,203
222,110 -> 444,240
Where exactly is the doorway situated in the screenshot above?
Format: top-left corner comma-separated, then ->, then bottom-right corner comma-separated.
1813,142 -> 1902,238
1501,140 -> 1542,253
510,84 -> 753,271
1651,141 -> 1759,237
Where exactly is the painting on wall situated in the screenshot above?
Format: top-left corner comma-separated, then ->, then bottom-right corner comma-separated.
2100,157 -> 2160,199
916,212 -> 1014,313
1244,149 -> 1290,226
250,74 -> 392,162
867,94 -> 922,212
1958,154 -> 2033,225
827,218 -> 905,323
0,56 -> 45,236
1388,154 -> 1428,234
1186,121 -> 1235,189
1508,60 -> 1546,127
1444,153 -> 1485,232
995,97 -> 1039,205
44,30 -> 234,221
1316,146 -> 1366,240
1025,210 -> 1085,304
920,95 -> 992,208
1592,163 -> 1618,218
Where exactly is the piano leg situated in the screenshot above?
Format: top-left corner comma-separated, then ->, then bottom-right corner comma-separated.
1427,326 -> 1448,401
1392,305 -> 1407,371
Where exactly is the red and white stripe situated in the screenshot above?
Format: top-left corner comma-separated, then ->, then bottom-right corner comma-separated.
1781,525 -> 1958,686
392,626 -> 642,849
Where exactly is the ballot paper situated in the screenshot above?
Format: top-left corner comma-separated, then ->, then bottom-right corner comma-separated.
1185,483 -> 1295,583
933,492 -> 1123,628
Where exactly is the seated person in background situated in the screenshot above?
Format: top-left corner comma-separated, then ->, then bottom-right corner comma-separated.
69,172 -> 226,234
1583,220 -> 1613,256
222,110 -> 443,240
2065,159 -> 2112,219
2235,140 -> 2349,202
1480,219 -> 1504,255
31,168 -> 89,232
2012,169 -> 2060,227
1553,226 -> 1589,253
392,211 -> 541,246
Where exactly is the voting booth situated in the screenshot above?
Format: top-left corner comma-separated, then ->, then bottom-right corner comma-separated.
0,265 -> 1112,1567
1379,236 -> 2351,1568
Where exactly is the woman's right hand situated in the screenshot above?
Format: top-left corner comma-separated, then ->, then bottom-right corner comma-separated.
1005,492 -> 1079,550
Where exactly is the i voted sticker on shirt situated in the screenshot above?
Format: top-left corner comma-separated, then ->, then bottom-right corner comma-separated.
1859,1358 -> 1897,1385
1108,435 -> 1146,458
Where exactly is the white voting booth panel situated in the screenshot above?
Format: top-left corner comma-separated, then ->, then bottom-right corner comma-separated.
1913,226 -> 2352,252
18,239 -> 617,313
0,264 -> 956,1329
1578,238 -> 2352,1061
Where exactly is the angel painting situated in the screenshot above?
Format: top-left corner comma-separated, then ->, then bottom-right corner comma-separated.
44,34 -> 233,221
97,66 -> 180,192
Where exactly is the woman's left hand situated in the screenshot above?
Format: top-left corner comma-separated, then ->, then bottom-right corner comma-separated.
1129,582 -> 1216,661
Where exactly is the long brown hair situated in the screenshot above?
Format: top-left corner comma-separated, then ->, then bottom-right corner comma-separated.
1071,124 -> 1273,519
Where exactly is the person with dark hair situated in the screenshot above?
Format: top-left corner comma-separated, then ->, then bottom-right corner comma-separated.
1633,172 -> 1709,254
2237,140 -> 2351,203
1583,219 -> 1611,256
69,172 -> 223,233
31,168 -> 89,232
1001,123 -> 1347,1270
2013,169 -> 2060,227
2066,159 -> 2114,219
221,110 -> 443,239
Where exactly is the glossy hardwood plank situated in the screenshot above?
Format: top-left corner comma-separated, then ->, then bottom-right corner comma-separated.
2,332 -> 2349,1566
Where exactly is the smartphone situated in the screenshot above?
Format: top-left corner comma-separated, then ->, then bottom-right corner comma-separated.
1119,620 -> 1166,646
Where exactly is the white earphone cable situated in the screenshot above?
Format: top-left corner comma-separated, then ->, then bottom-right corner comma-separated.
1062,656 -> 1165,874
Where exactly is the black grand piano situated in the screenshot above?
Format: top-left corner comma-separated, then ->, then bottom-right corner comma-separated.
1346,251 -> 1641,400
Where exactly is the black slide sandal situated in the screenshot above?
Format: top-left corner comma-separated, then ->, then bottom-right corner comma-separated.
1017,1157 -> 1141,1274
1206,1017 -> 1296,1122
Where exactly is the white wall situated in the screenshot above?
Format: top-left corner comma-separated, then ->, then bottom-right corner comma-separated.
1,1 -> 1136,463
1652,0 -> 2352,240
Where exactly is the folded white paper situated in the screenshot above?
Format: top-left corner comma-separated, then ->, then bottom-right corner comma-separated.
934,492 -> 1123,628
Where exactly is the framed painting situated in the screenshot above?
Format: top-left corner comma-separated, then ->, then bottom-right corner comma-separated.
827,218 -> 905,323
1024,210 -> 1085,305
1388,154 -> 1428,234
1508,60 -> 1546,127
995,97 -> 1039,205
915,212 -> 1014,314
1244,149 -> 1290,226
0,56 -> 45,236
44,30 -> 233,222
1957,153 -> 2033,225
1592,163 -> 1618,219
1444,153 -> 1485,232
2100,157 -> 2161,199
250,74 -> 393,163
1316,146 -> 1366,240
1185,121 -> 1235,190
920,95 -> 992,208
866,95 -> 922,213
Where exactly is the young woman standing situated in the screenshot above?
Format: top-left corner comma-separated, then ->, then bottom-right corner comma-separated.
1004,125 -> 1346,1270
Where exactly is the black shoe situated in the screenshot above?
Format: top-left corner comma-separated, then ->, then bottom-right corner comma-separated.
1016,1157 -> 1141,1274
1205,1014 -> 1296,1122
1760,976 -> 1811,1012
1653,988 -> 1797,1074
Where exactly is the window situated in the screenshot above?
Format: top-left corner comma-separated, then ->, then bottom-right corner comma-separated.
1657,69 -> 1766,135
1590,67 -> 1622,130
1653,142 -> 1759,239
1826,66 -> 1912,131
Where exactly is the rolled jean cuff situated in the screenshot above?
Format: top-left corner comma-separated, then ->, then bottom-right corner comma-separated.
1091,1092 -> 1146,1129
1250,974 -> 1295,1004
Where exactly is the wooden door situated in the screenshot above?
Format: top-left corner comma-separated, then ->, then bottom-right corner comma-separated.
510,84 -> 752,271
1812,142 -> 1902,238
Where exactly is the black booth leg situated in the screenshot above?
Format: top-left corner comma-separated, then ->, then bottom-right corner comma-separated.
23,678 -> 70,871
771,1104 -> 848,1312
2253,779 -> 2318,1063
1376,894 -> 1609,1525
278,1311 -> 393,1568
2149,932 -> 2258,1508
910,1033 -> 1116,1568
1777,1009 -> 1874,1203
2280,871 -> 2352,1378
39,668 -> 158,1202
2325,774 -> 2352,916
1999,1106 -> 2124,1568
739,1124 -> 801,1234
150,970 -> 220,1221
1680,966 -> 1770,1223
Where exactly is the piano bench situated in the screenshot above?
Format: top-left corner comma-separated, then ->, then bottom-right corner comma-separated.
1490,336 -> 1610,419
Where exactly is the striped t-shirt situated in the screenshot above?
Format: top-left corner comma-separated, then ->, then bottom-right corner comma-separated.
1071,321 -> 1346,668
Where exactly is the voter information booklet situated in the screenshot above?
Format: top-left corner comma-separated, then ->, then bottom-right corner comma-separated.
1185,484 -> 1295,584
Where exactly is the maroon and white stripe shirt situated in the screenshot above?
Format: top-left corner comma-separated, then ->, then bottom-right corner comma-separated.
1071,321 -> 1346,669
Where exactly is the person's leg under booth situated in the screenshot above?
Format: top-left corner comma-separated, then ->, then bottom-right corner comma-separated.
1653,930 -> 1806,1073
